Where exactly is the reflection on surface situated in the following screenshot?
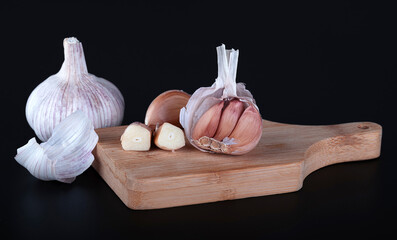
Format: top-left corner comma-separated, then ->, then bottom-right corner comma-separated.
5,153 -> 387,239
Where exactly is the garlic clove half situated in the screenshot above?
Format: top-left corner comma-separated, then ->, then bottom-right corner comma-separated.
26,37 -> 124,141
15,110 -> 98,183
180,44 -> 263,155
154,123 -> 185,151
121,122 -> 153,151
145,90 -> 190,129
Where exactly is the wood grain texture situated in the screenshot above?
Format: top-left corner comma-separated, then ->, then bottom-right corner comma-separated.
92,120 -> 382,210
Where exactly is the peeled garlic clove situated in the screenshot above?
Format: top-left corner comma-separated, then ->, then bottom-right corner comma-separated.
154,123 -> 185,151
15,110 -> 98,183
145,90 -> 190,129
26,37 -> 124,141
180,44 -> 263,155
121,122 -> 152,151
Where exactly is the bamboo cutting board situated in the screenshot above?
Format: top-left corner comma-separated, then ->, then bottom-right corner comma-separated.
92,120 -> 382,210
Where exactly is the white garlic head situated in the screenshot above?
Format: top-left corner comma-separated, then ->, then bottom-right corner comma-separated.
180,44 -> 263,155
26,37 -> 125,141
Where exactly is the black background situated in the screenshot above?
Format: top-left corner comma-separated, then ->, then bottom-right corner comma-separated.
1,1 -> 396,239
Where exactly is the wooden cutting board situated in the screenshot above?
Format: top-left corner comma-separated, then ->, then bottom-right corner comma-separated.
92,120 -> 382,210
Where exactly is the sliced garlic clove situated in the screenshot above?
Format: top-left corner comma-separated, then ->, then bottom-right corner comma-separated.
15,110 -> 98,183
154,123 -> 185,151
121,122 -> 152,151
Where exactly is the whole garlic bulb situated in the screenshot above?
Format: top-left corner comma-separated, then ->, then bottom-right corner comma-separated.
26,37 -> 125,141
180,44 -> 263,155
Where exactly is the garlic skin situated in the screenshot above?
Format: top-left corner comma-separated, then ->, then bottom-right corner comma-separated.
180,44 -> 262,155
15,110 -> 98,183
26,37 -> 124,141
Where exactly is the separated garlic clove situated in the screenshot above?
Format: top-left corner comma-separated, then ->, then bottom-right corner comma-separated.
145,90 -> 190,129
180,44 -> 263,155
154,123 -> 185,151
26,37 -> 124,141
121,122 -> 153,151
15,110 -> 98,183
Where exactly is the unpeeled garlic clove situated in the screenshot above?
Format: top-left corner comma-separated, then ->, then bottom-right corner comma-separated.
15,110 -> 98,183
225,105 -> 263,155
180,44 -> 263,155
191,101 -> 224,140
212,99 -> 245,141
145,90 -> 190,129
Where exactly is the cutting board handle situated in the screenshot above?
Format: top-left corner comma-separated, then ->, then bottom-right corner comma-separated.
302,121 -> 382,178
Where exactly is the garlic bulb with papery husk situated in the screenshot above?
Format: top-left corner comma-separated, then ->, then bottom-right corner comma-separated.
15,110 -> 98,183
26,37 -> 124,141
180,44 -> 262,155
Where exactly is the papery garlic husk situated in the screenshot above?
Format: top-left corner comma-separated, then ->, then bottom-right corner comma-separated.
180,44 -> 263,155
15,110 -> 98,183
26,37 -> 125,141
